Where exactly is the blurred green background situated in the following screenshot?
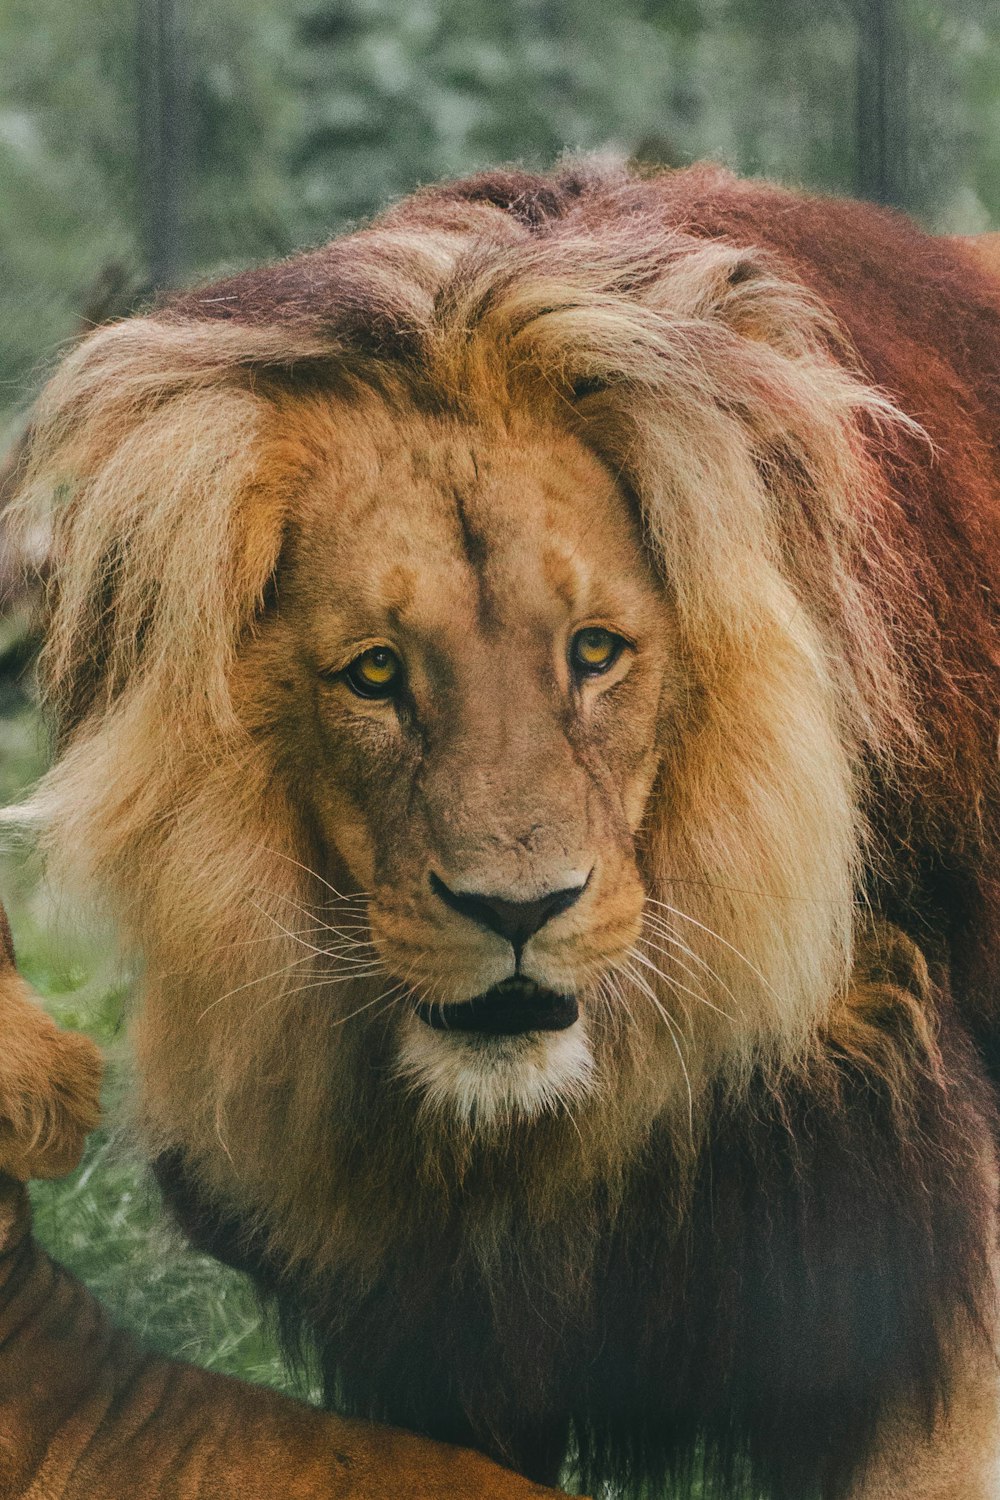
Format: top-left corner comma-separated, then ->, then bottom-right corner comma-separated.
3,0 -> 999,442
1,0 -> 999,1473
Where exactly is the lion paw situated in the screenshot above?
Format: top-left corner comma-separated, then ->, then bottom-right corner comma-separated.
0,905 -> 103,1181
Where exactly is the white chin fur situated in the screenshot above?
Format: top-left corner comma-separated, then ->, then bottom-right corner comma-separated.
395,1011 -> 596,1127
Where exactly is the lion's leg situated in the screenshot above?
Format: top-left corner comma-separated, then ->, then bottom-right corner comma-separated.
823,923 -> 1000,1500
0,905 -> 102,1181
845,1320 -> 1000,1500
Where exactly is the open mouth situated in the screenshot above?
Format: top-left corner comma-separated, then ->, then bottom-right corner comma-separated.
414,977 -> 579,1036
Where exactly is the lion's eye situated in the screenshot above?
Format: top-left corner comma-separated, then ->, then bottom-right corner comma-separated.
343,647 -> 403,699
570,627 -> 626,678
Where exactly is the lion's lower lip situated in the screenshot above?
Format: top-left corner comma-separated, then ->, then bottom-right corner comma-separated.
414,980 -> 579,1036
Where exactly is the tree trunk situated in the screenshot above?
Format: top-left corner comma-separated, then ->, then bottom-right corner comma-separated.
137,0 -> 184,289
855,0 -> 910,209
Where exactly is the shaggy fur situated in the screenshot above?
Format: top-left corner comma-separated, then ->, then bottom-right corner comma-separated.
11,161 -> 1000,1498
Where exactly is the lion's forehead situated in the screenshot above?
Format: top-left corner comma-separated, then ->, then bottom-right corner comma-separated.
291,405 -> 654,645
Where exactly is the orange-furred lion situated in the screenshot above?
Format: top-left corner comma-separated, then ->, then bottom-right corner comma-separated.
10,161 -> 1000,1499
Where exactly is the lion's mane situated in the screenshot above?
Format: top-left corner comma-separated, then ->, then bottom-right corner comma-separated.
13,162 -> 1000,1498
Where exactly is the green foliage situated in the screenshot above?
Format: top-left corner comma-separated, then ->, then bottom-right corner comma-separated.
2,0 -> 998,431
291,0 -> 693,231
32,1135 -> 296,1391
0,0 -> 302,412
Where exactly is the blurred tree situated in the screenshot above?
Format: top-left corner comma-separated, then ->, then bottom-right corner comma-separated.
855,0 -> 910,207
289,0 -> 694,234
688,0 -> 858,192
138,0 -> 185,289
0,0 -> 300,423
0,0 -> 139,426
1,0 -> 998,435
905,0 -> 1000,229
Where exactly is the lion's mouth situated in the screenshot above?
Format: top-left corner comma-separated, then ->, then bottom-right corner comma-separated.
414,977 -> 579,1036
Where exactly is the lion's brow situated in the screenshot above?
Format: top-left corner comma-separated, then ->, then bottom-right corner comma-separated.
450,483 -> 498,631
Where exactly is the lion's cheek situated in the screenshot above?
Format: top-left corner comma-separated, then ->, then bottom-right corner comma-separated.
307,779 -> 381,891
304,711 -> 423,892
621,743 -> 664,833
579,657 -> 681,840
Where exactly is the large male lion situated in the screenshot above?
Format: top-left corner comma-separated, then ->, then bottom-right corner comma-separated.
12,161 -> 1000,1499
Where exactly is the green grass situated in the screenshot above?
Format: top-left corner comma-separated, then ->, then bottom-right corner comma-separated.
0,696 -> 298,1395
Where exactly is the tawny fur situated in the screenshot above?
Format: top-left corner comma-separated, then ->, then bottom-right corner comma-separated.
0,906 -> 101,1182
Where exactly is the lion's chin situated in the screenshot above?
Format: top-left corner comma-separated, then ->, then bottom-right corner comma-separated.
394,1007 -> 596,1127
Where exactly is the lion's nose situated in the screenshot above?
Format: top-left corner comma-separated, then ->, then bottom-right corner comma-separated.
429,872 -> 588,952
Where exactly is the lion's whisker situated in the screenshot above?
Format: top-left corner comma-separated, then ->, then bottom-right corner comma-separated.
644,897 -> 783,1004
634,938 -> 738,1024
208,926 -> 331,954
600,969 -> 640,1037
249,918 -> 376,960
659,873 -> 851,906
621,952 -> 693,1039
245,971 -> 399,1027
259,884 -> 369,916
310,930 -> 376,952
614,956 -> 694,1138
578,963 -> 624,1039
638,933 -> 740,1014
207,951 -> 388,1013
331,979 -> 408,1028
585,981 -> 610,1034
589,975 -> 622,1040
630,945 -> 731,1021
638,913 -> 746,1016
196,950 -> 322,1022
247,897 -> 376,960
257,845 -> 371,905
621,960 -> 689,1054
259,890 -> 374,948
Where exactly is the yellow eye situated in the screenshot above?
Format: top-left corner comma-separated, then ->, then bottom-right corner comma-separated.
570,627 -> 625,677
344,647 -> 402,699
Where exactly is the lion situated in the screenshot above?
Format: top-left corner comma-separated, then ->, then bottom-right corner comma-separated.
0,903 -> 563,1499
10,159 -> 1000,1499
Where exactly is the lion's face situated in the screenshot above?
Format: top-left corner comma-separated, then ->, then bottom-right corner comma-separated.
24,170 -> 907,1233
248,399 -> 679,1120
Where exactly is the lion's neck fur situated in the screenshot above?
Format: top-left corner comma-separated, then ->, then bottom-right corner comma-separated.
154,951 -> 998,1499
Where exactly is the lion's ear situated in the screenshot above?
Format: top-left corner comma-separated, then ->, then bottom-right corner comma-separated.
0,906 -> 102,1181
15,317 -> 291,740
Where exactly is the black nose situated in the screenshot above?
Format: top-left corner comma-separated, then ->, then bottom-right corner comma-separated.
429,872 -> 588,950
